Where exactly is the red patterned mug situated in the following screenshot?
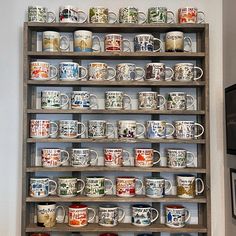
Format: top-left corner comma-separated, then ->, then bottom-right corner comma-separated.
178,7 -> 205,24
105,34 -> 131,52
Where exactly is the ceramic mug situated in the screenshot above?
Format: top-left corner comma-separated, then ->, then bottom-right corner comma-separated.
68,204 -> 96,227
146,120 -> 175,139
167,149 -> 195,168
71,91 -> 98,109
98,204 -> 125,227
37,203 -> 65,227
148,7 -> 175,24
74,30 -> 101,52
116,63 -> 145,81
30,177 -> 57,197
89,7 -> 117,23
134,148 -> 161,167
59,120 -> 86,138
116,177 -> 143,197
105,34 -> 131,52
145,63 -> 174,81
85,176 -> 114,197
178,7 -> 205,24
105,91 -> 132,110
138,92 -> 166,110
117,120 -> 145,139
30,62 -> 58,81
41,148 -> 70,167
134,34 -> 163,52
57,177 -> 85,197
30,119 -> 58,138
167,92 -> 195,110
28,6 -> 56,23
59,6 -> 87,23
104,148 -> 131,167
119,7 -> 146,24
88,62 -> 116,81
174,63 -> 204,81
41,90 -> 69,109
177,175 -> 205,198
43,31 -> 70,52
88,120 -> 115,138
165,31 -> 192,52
165,205 -> 191,228
132,204 -> 159,226
145,177 -> 172,198
59,62 -> 88,81
71,148 -> 98,167
174,121 -> 204,139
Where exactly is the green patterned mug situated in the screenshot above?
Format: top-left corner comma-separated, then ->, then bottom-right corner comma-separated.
148,7 -> 175,24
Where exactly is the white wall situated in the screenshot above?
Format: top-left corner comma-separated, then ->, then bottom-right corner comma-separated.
0,0 -> 224,235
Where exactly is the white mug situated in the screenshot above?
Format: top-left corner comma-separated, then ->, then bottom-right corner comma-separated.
59,6 -> 87,23
59,120 -> 86,138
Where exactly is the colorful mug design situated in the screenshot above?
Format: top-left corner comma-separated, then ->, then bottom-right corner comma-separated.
138,92 -> 166,110
178,7 -> 205,24
148,7 -> 175,24
59,5 -> 87,23
167,92 -> 195,110
135,148 -> 161,167
118,120 -> 145,139
105,34 -> 131,52
88,63 -> 116,81
71,91 -> 98,109
104,148 -> 131,167
28,6 -> 56,23
89,7 -> 117,23
119,7 -> 146,24
105,91 -> 132,110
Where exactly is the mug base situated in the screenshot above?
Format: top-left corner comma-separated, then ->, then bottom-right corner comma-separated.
166,223 -> 186,228
146,195 -> 164,198
165,49 -> 184,52
132,223 -> 151,227
86,194 -> 105,197
117,194 -> 135,198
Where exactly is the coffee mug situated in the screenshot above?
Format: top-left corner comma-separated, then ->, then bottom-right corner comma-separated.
174,63 -> 204,81
118,120 -> 145,139
30,62 -> 58,81
88,120 -> 115,138
28,6 -> 56,23
177,175 -> 204,198
59,120 -> 86,138
134,148 -> 161,167
116,63 -> 145,81
85,176 -> 114,197
71,91 -> 98,109
105,34 -> 131,52
145,63 -> 174,81
167,92 -> 195,110
104,148 -> 131,167
116,177 -> 143,197
174,121 -> 204,139
71,148 -> 98,167
165,31 -> 192,52
37,203 -> 65,227
98,204 -> 125,227
105,91 -> 132,110
146,120 -> 175,139
132,204 -> 159,226
43,31 -> 70,52
89,7 -> 117,23
59,6 -> 87,23
178,7 -> 205,24
148,7 -> 175,24
68,204 -> 96,227
134,34 -> 163,52
30,119 -> 58,138
145,177 -> 172,198
59,62 -> 88,81
167,148 -> 195,168
58,177 -> 85,197
165,205 -> 191,228
30,177 -> 57,197
138,92 -> 166,110
119,7 -> 147,24
74,30 -> 101,52
41,148 -> 69,167
88,62 -> 116,81
41,90 -> 69,109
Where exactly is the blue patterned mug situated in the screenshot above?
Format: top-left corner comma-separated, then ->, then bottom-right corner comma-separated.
71,91 -> 98,109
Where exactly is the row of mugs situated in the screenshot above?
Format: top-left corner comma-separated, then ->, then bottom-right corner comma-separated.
28,5 -> 205,24
40,90 -> 195,111
42,31 -> 193,53
31,61 -> 203,82
35,202 -> 190,228
30,119 -> 205,140
41,148 -> 195,169
30,175 -> 204,199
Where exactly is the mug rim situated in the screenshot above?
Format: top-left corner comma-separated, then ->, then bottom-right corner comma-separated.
43,31 -> 60,34
86,176 -> 105,179
41,90 -> 60,93
59,119 -> 77,122
120,6 -> 138,9
74,30 -> 92,34
105,91 -> 123,93
145,177 -> 165,180
104,148 -> 122,150
59,61 -> 79,65
69,203 -> 87,209
42,148 -> 61,151
30,177 -> 49,180
147,120 -> 167,123
166,31 -> 184,34
99,204 -> 118,208
139,91 -> 158,94
135,148 -> 153,151
72,91 -> 89,93
118,120 -> 136,123
105,33 -> 122,37
72,148 -> 90,150
179,7 -> 198,10
135,34 -> 153,37
89,62 -> 107,65
90,6 -> 108,9
30,119 -> 50,122
37,202 -> 56,206
28,5 -> 46,9
168,92 -> 186,95
132,204 -> 151,208
167,148 -> 186,151
175,63 -> 194,66
177,174 -> 195,178
59,5 -> 77,8
148,6 -> 167,10
31,61 -> 49,64
117,63 -> 135,66
174,120 -> 195,123
58,177 -> 77,179
89,120 -> 107,122
146,62 -> 165,66
166,205 -> 185,209
117,176 -> 135,179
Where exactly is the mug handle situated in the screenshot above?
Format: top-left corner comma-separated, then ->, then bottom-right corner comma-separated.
167,11 -> 175,24
150,208 -> 159,223
138,11 -> 147,24
108,11 -> 118,24
194,123 -> 204,138
47,11 -> 56,23
77,10 -> 88,23
78,66 -> 88,80
56,205 -> 66,223
49,65 -> 58,79
106,122 -> 115,138
197,11 -> 205,24
75,122 -> 86,137
153,38 -> 163,52
153,150 -> 161,165
195,178 -> 205,194
49,122 -> 58,137
193,66 -> 204,81
89,149 -> 98,165
92,35 -> 102,52
164,180 -> 172,194
60,150 -> 70,165
48,179 -> 57,195
104,178 -> 114,193
106,66 -> 116,80
90,94 -> 98,109
60,35 -> 70,50
76,179 -> 85,193
165,123 -> 175,137
88,207 -> 96,223
123,39 -> 132,52
185,209 -> 191,223
135,67 -> 145,81
123,94 -> 132,109
184,37 -> 192,52
186,94 -> 195,109
136,122 -> 146,138
118,207 -> 126,222
186,151 -> 195,166
60,93 -> 69,108
165,66 -> 174,81
122,150 -> 131,165
157,95 -> 166,109
135,178 -> 144,193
